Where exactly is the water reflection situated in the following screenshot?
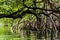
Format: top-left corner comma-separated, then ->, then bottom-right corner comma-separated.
17,30 -> 60,40
0,30 -> 60,40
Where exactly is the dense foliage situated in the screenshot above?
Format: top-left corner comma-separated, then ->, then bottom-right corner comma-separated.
0,0 -> 60,34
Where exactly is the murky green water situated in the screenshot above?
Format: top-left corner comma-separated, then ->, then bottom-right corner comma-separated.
0,30 -> 60,40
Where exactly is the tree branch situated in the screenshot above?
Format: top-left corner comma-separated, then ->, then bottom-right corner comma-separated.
23,4 -> 60,13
